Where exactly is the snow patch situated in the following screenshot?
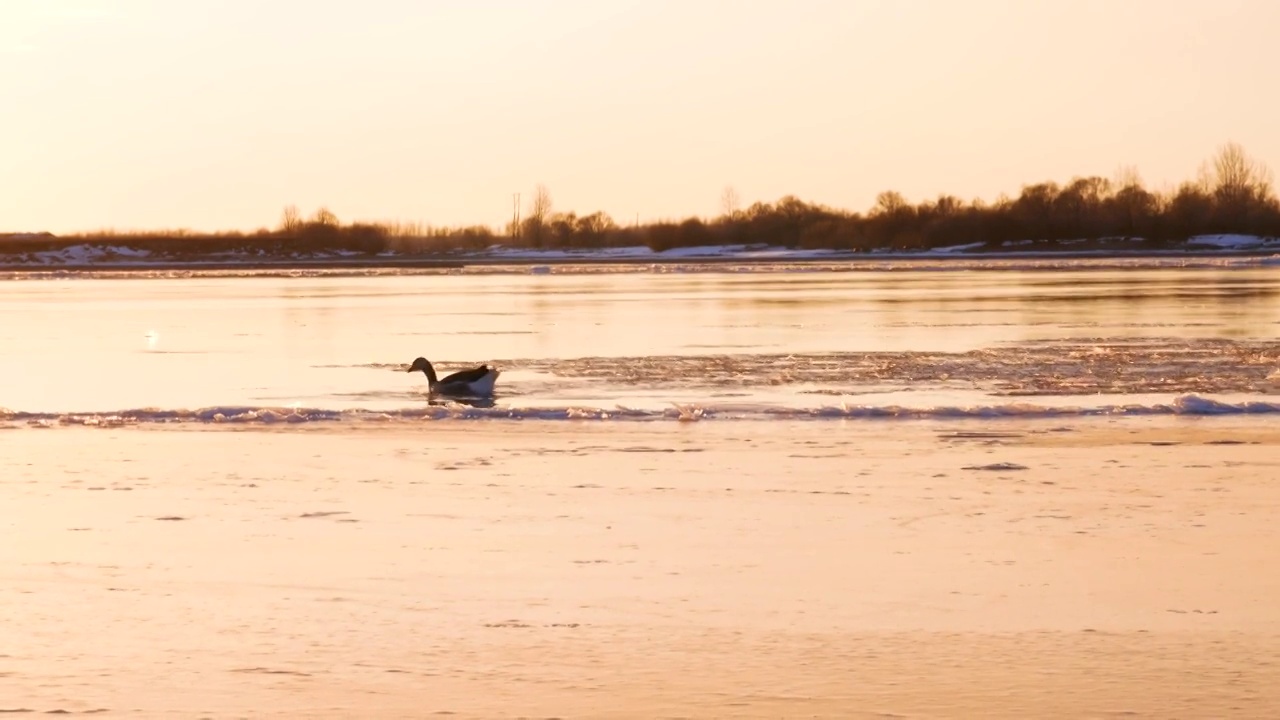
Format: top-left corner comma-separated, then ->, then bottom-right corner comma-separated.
1187,234 -> 1277,249
470,243 -> 848,261
930,242 -> 986,254
11,244 -> 155,265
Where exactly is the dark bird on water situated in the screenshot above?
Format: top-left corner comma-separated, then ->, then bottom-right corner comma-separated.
406,357 -> 500,397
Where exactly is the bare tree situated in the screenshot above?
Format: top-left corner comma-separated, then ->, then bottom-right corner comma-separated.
1112,164 -> 1143,190
1200,141 -> 1273,202
522,184 -> 553,247
280,204 -> 302,233
720,185 -> 741,219
872,190 -> 911,217
530,184 -> 553,223
577,211 -> 616,236
312,206 -> 340,226
932,194 -> 963,216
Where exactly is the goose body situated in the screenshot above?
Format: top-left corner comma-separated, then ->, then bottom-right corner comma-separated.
407,357 -> 500,397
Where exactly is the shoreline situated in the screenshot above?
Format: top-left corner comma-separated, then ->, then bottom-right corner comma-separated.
2,246 -> 1279,275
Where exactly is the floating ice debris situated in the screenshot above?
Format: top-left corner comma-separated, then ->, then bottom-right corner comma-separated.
939,432 -> 1025,439
3,393 -> 1280,430
671,403 -> 705,422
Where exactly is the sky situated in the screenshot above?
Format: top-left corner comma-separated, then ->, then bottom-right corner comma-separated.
3,0 -> 1278,234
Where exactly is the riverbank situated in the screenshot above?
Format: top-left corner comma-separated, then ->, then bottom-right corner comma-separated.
2,235 -> 1279,275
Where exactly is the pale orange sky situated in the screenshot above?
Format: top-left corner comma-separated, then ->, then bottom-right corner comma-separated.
3,0 -> 1278,235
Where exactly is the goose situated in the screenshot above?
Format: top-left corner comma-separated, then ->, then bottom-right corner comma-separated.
406,357 -> 500,397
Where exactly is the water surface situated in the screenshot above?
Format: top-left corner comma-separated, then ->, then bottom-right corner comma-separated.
2,264 -> 1278,424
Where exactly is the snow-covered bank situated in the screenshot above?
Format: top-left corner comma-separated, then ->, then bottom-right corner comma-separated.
2,236 -> 1279,270
456,236 -> 1280,261
464,243 -> 857,261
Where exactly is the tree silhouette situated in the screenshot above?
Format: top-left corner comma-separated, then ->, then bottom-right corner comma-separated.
720,186 -> 741,219
12,143 -> 1278,259
522,184 -> 553,248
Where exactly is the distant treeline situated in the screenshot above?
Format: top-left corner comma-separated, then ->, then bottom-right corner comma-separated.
5,143 -> 1277,257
